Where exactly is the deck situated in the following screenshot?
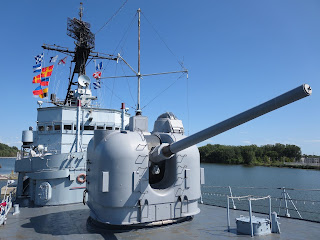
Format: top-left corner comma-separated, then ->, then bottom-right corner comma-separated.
1,203 -> 319,239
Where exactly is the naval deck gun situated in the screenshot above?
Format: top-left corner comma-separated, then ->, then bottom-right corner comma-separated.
86,84 -> 311,227
150,84 -> 312,163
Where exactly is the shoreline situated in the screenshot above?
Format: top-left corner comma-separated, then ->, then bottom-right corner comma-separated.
200,161 -> 320,170
0,173 -> 18,180
0,157 -> 16,159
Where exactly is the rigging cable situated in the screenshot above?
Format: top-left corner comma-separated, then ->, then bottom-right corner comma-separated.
85,58 -> 93,68
100,12 -> 136,80
95,0 -> 129,35
96,13 -> 136,108
186,71 -> 190,136
91,0 -> 131,108
141,73 -> 186,110
141,12 -> 185,69
103,79 -> 135,110
120,61 -> 136,105
67,61 -> 73,93
109,63 -> 118,107
100,12 -> 136,75
141,11 -> 190,127
117,13 -> 137,57
54,58 -> 69,100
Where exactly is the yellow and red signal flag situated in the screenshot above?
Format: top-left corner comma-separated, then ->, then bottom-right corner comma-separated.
39,87 -> 49,99
32,74 -> 41,83
41,65 -> 54,78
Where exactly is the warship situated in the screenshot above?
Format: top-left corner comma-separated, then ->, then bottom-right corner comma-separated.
14,3 -> 130,206
1,3 -> 319,240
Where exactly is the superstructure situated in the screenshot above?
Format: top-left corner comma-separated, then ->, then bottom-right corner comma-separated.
15,3 -> 129,206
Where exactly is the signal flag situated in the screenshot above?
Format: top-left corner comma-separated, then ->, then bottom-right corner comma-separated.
93,71 -> 102,79
50,55 -> 58,63
96,61 -> 103,71
40,78 -> 50,86
35,53 -> 44,64
32,74 -> 41,83
33,86 -> 43,96
39,88 -> 49,99
41,65 -> 54,78
33,64 -> 42,73
58,56 -> 67,65
93,82 -> 101,89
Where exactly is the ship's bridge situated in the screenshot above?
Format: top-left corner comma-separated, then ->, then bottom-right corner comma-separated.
35,106 -> 130,153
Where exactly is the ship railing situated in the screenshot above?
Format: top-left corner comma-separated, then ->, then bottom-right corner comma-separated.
19,149 -> 59,159
0,182 -> 16,226
201,185 -> 320,223
227,195 -> 272,237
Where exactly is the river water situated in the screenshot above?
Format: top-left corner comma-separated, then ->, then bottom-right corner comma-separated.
0,158 -> 319,222
0,157 -> 15,175
0,158 -> 16,190
201,163 -> 320,222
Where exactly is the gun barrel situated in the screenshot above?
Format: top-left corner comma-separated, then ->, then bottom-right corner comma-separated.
162,84 -> 312,157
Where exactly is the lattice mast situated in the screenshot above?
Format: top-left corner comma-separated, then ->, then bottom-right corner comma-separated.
42,2 -> 117,105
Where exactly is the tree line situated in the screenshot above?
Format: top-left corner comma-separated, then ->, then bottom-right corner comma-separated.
199,143 -> 302,165
0,143 -> 19,157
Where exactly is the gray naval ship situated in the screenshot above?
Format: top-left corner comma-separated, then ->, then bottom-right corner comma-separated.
2,4 -> 320,240
14,4 -> 130,207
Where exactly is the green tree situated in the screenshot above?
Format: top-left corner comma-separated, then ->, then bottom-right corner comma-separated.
199,143 -> 303,166
241,146 -> 256,165
0,143 -> 19,157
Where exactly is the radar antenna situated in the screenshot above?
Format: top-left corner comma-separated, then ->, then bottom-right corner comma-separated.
79,2 -> 83,21
42,3 -> 117,105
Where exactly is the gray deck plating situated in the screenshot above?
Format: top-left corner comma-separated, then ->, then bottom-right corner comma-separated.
1,203 -> 319,240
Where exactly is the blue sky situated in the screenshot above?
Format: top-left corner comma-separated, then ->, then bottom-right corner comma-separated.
0,0 -> 319,155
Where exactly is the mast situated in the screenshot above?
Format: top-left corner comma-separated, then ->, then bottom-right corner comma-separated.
136,8 -> 141,115
79,2 -> 83,21
42,3 -> 117,106
76,98 -> 81,151
96,8 -> 188,112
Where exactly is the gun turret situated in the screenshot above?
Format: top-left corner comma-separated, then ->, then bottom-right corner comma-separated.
150,84 -> 312,163
87,83 -> 311,227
